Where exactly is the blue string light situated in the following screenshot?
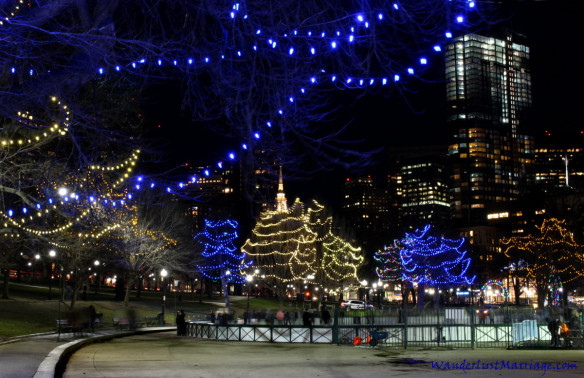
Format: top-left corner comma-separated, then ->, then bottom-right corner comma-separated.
399,225 -> 476,287
195,219 -> 253,283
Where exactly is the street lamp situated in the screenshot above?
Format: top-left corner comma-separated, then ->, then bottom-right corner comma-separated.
93,260 -> 100,294
160,269 -> 168,325
245,275 -> 253,320
48,250 -> 56,300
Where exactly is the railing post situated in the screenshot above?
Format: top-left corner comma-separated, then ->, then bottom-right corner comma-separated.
436,308 -> 441,347
403,306 -> 408,349
332,308 -> 339,344
470,307 -> 475,349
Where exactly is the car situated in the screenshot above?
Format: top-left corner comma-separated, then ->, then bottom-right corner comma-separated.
340,300 -> 373,310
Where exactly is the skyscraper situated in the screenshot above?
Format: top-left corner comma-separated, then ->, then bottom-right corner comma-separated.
446,34 -> 534,225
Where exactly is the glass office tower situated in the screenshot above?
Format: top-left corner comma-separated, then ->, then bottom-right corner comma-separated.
446,34 -> 534,224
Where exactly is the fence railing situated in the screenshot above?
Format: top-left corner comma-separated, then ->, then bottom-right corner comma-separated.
185,305 -> 584,349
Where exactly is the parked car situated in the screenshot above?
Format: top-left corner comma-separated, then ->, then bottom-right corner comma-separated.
340,300 -> 373,310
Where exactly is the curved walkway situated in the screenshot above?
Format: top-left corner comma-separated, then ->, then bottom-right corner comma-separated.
63,332 -> 584,378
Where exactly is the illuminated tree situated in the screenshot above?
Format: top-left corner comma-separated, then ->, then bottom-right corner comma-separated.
109,192 -> 194,306
500,218 -> 584,307
318,228 -> 364,291
399,225 -> 475,308
196,219 -> 252,311
374,240 -> 411,304
242,198 -> 363,302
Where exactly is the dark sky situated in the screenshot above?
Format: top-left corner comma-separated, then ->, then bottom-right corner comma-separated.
144,1 -> 584,211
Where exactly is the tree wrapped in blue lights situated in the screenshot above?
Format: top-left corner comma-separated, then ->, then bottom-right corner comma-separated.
399,225 -> 475,307
195,219 -> 252,311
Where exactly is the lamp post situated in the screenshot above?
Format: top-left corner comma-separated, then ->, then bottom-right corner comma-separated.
48,250 -> 56,300
93,260 -> 100,295
160,269 -> 168,325
245,275 -> 253,318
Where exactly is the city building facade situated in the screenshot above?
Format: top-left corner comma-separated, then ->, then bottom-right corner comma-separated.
446,34 -> 534,225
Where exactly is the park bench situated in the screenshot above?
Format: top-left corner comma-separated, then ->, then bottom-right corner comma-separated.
56,319 -> 72,333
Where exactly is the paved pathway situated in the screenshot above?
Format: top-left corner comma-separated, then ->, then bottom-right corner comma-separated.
63,331 -> 584,378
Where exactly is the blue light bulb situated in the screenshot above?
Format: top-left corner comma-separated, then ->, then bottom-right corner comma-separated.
433,45 -> 442,52
331,41 -> 337,49
310,47 -> 316,55
289,47 -> 294,55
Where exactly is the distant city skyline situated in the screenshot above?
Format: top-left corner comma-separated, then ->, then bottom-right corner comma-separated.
144,2 -> 583,215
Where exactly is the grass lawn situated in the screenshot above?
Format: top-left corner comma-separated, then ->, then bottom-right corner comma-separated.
0,279 -> 232,341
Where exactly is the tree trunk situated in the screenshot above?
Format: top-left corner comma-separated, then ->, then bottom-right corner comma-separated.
124,278 -> 133,307
220,275 -> 231,312
537,282 -> 546,309
433,288 -> 440,309
136,279 -> 142,298
512,276 -> 522,305
417,284 -> 425,309
2,269 -> 9,299
70,277 -> 81,310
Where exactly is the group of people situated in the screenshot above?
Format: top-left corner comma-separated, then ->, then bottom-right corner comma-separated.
547,317 -> 580,348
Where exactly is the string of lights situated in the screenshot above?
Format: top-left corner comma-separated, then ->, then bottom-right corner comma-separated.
242,198 -> 363,291
196,219 -> 252,283
399,224 -> 476,287
500,218 -> 584,297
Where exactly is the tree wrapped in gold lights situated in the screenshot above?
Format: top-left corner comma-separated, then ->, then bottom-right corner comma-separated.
500,218 -> 584,307
242,198 -> 363,302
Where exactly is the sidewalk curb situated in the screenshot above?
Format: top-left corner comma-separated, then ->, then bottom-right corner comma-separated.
33,327 -> 174,378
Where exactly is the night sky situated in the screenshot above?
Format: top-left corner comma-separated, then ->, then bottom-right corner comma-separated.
144,1 -> 584,212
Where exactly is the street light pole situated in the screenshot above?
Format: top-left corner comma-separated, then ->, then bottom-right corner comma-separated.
48,250 -> 56,300
245,275 -> 253,318
160,269 -> 168,325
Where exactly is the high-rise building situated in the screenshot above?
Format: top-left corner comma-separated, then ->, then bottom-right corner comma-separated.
397,156 -> 450,230
446,34 -> 534,225
534,137 -> 584,190
184,163 -> 236,233
386,146 -> 450,231
341,176 -> 393,251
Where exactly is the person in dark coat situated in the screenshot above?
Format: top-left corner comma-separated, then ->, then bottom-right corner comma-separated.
176,310 -> 186,336
321,306 -> 331,325
302,311 -> 313,327
547,318 -> 560,347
